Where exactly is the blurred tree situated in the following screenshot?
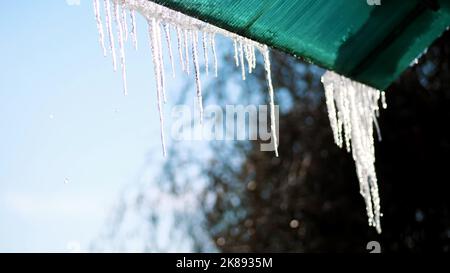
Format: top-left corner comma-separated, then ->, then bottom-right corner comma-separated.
187,30 -> 450,253
189,49 -> 374,253
377,30 -> 450,252
100,30 -> 450,253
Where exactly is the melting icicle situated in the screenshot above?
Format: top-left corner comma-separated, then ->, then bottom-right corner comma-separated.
381,91 -> 387,109
323,79 -> 342,148
130,10 -> 138,50
149,19 -> 166,156
251,46 -> 257,70
210,33 -> 218,77
94,0 -> 279,157
184,29 -> 190,74
191,30 -> 204,123
233,39 -> 240,67
93,0 -> 106,56
163,23 -> 176,78
176,26 -> 185,71
113,0 -> 128,95
202,32 -> 209,76
321,71 -> 385,233
155,20 -> 167,103
262,46 -> 279,157
239,40 -> 246,80
104,0 -> 117,70
121,3 -> 129,42
244,43 -> 253,74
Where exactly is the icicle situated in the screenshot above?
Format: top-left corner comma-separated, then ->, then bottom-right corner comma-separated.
244,43 -> 253,74
120,1 -> 129,42
321,71 -> 385,233
323,80 -> 342,147
148,19 -> 166,156
239,40 -> 246,80
104,0 -> 117,71
163,23 -> 176,78
233,39 -> 239,67
114,0 -> 128,95
148,19 -> 161,98
202,32 -> 209,76
262,46 -> 279,157
183,29 -> 190,74
130,10 -> 138,50
373,113 -> 382,142
381,91 -> 387,109
93,0 -> 106,56
94,0 -> 279,156
251,46 -> 257,70
334,79 -> 352,153
210,32 -> 218,77
191,30 -> 204,124
155,20 -> 167,103
176,26 -> 186,71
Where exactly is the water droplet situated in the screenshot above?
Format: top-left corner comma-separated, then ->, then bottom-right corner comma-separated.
415,209 -> 424,222
289,219 -> 300,229
216,237 -> 226,246
247,181 -> 257,191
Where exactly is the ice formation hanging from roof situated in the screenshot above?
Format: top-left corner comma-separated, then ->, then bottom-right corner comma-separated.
92,0 -> 278,156
321,71 -> 387,233
92,0 -> 387,232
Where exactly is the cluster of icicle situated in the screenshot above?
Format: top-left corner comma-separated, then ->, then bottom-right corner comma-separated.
92,0 -> 278,156
322,71 -> 387,233
93,0 -> 387,232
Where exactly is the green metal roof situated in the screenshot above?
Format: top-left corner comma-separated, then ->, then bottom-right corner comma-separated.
151,0 -> 450,90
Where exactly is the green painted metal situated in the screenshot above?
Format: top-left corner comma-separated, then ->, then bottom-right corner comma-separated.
150,0 -> 450,90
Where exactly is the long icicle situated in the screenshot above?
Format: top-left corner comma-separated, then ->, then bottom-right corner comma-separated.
93,0 -> 106,56
262,46 -> 279,157
323,80 -> 341,147
155,20 -> 167,103
163,23 -> 176,78
251,45 -> 257,70
321,71 -> 384,233
120,1 -> 128,41
183,29 -> 190,75
104,0 -> 117,71
130,10 -> 138,50
233,38 -> 239,67
149,19 -> 166,156
176,26 -> 185,71
245,43 -> 253,74
210,32 -> 218,77
239,40 -> 246,80
202,32 -> 209,76
114,0 -> 128,95
191,30 -> 204,124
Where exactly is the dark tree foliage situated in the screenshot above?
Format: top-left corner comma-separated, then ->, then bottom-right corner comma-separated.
193,30 -> 450,253
198,52 -> 373,253
377,30 -> 450,252
150,30 -> 450,253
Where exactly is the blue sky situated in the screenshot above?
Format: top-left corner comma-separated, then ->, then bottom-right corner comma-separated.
0,0 -> 183,252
